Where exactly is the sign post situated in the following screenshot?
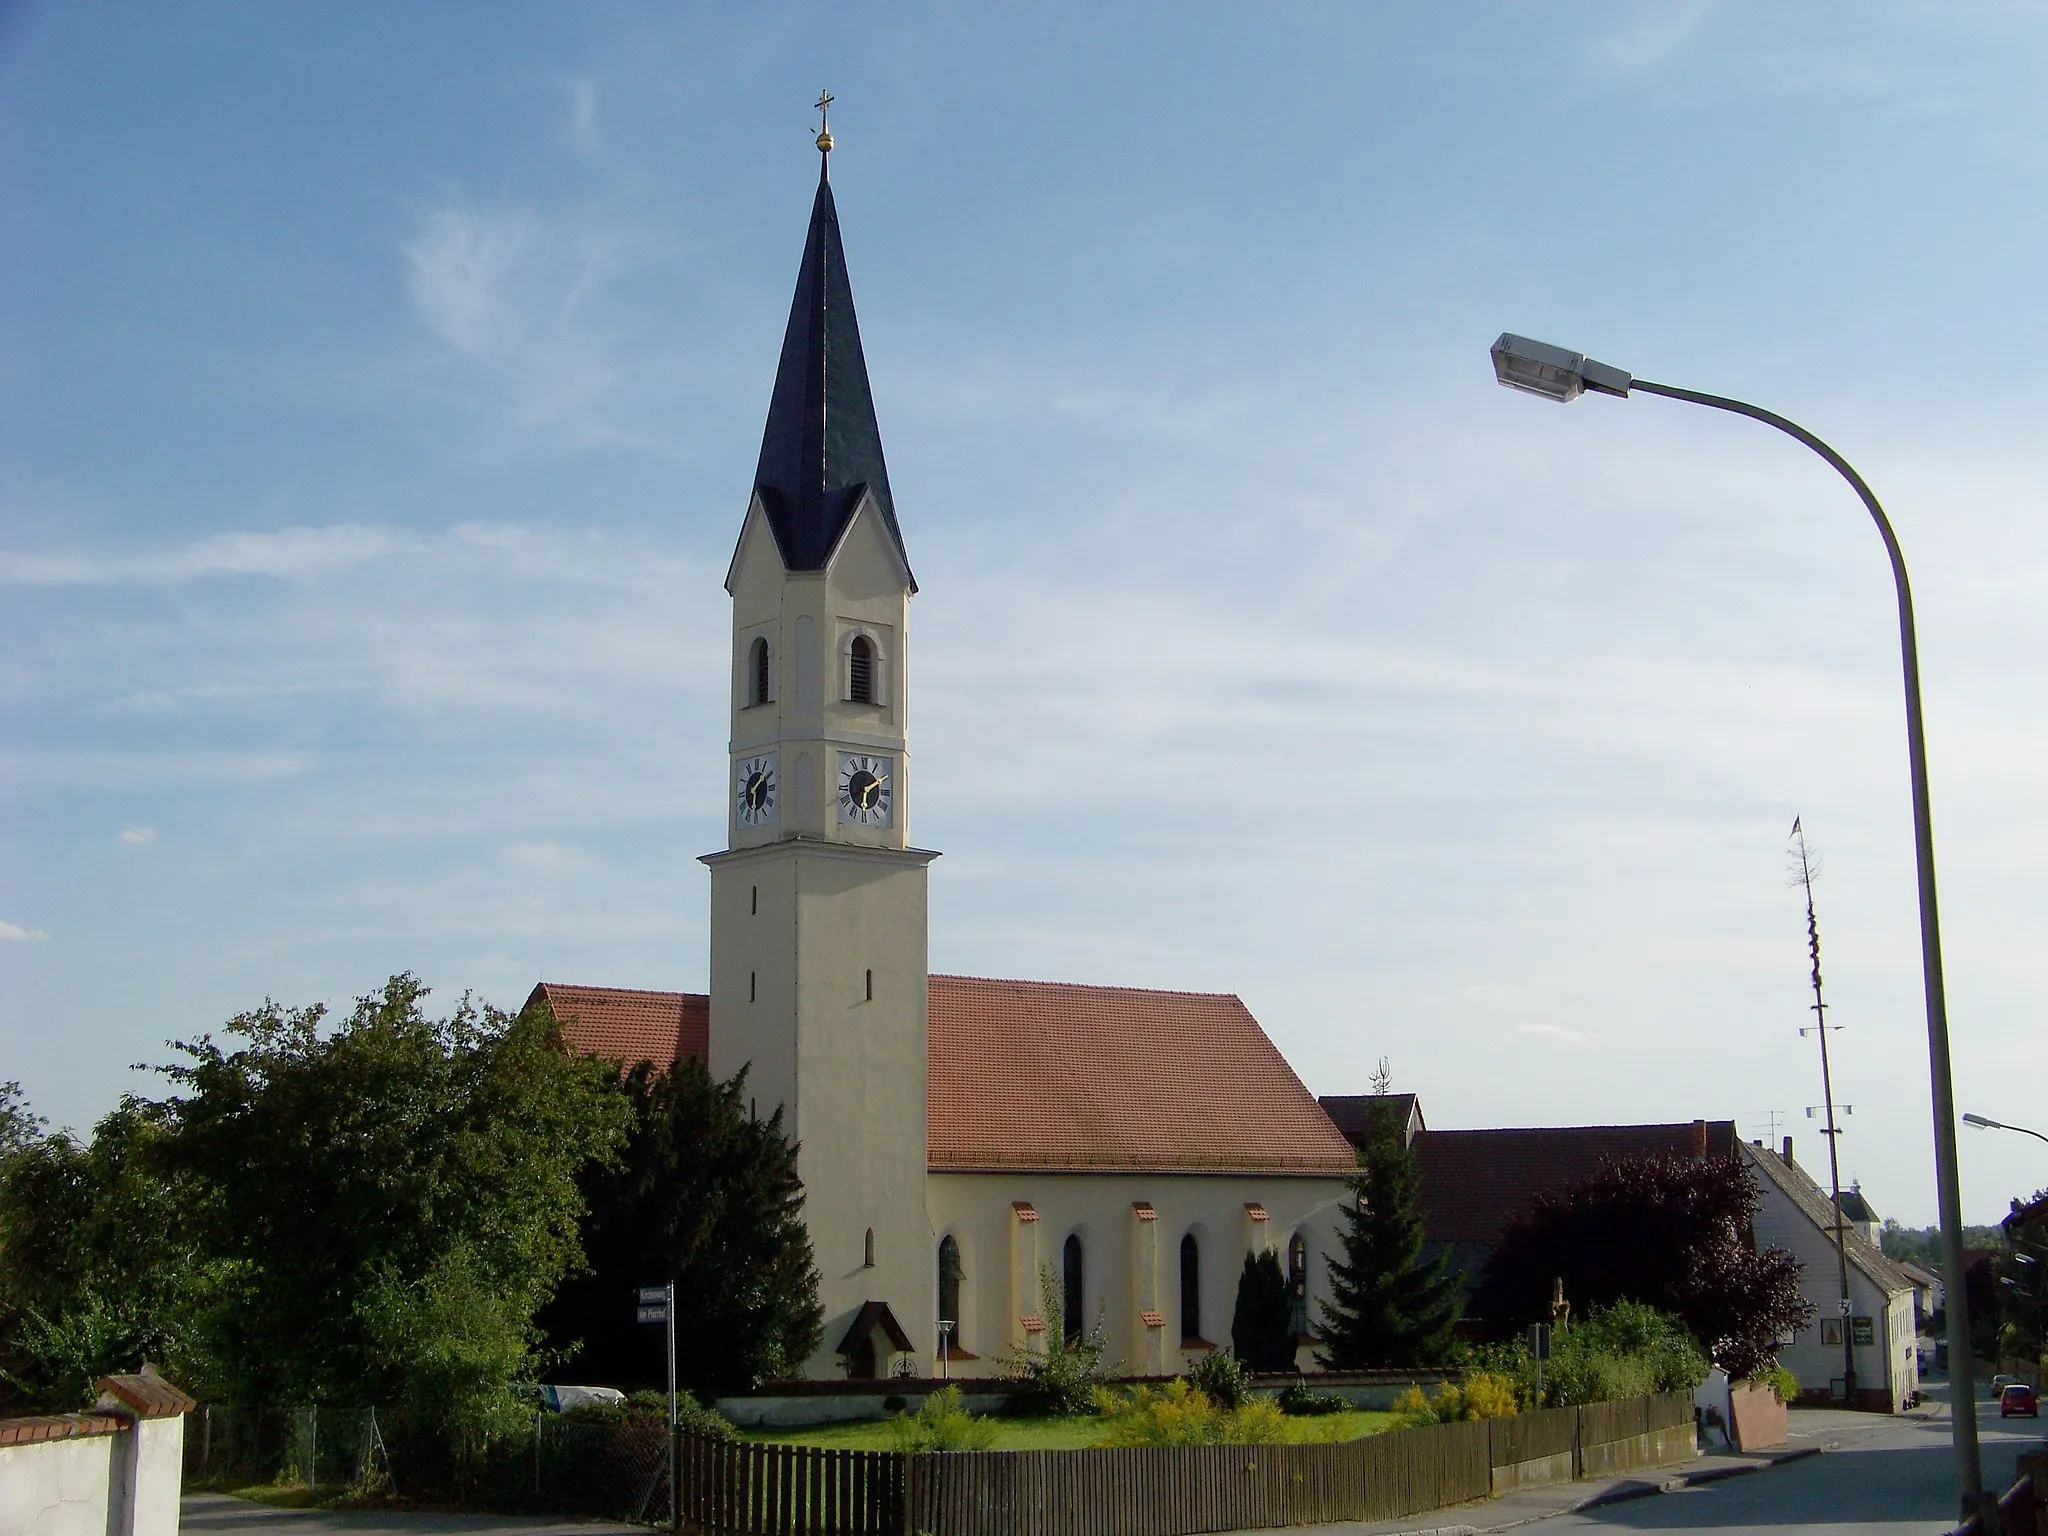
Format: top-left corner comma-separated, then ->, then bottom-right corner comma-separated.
638,1284 -> 676,1530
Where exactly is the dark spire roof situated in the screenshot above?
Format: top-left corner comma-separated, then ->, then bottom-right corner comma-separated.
749,163 -> 913,587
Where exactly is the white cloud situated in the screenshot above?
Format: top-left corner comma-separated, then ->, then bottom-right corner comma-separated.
0,524 -> 414,587
0,921 -> 49,941
1586,2 -> 1714,80
1507,1024 -> 1597,1047
401,197 -> 630,439
561,76 -> 600,155
119,827 -> 156,845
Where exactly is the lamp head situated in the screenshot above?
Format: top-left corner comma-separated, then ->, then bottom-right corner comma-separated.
1962,1112 -> 1999,1130
1491,333 -> 1633,403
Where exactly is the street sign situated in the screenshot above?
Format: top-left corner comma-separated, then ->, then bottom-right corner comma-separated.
637,1304 -> 668,1324
638,1286 -> 668,1305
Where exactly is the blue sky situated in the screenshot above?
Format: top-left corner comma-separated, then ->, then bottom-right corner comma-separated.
5,4 -> 2047,1223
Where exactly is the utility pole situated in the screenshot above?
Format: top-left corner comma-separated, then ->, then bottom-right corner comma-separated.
1793,817 -> 1857,1405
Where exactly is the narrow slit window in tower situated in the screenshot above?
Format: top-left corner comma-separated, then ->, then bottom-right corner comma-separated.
865,968 -> 873,1001
864,1228 -> 876,1269
751,885 -> 758,915
748,636 -> 771,707
749,971 -> 757,1003
848,634 -> 874,704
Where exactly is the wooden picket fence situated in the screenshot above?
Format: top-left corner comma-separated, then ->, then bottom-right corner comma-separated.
676,1392 -> 1695,1536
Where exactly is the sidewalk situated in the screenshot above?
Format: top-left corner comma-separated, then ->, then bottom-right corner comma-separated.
1256,1404 -> 1924,1536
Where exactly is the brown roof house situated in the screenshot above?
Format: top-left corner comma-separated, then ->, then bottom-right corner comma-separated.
528,148 -> 1358,1383
1322,1116 -> 1742,1292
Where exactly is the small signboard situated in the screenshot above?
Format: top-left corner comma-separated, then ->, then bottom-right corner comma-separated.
638,1284 -> 670,1325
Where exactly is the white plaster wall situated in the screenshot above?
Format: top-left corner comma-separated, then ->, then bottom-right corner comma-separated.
0,1433 -> 117,1536
1746,1151 -> 1913,1405
131,1417 -> 185,1536
926,1171 -> 1354,1378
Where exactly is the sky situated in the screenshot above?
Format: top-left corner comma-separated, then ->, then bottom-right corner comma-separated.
4,4 -> 2047,1225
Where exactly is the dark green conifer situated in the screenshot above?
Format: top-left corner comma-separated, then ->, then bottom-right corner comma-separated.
1314,1074 -> 1462,1368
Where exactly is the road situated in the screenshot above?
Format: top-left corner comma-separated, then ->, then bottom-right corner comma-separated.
1537,1393 -> 2040,1536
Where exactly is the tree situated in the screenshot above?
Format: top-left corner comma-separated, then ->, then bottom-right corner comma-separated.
1230,1250 -> 1295,1371
149,973 -> 629,1444
1473,1153 -> 1815,1381
1314,1092 -> 1463,1368
0,1097 -> 211,1413
539,1052 -> 822,1394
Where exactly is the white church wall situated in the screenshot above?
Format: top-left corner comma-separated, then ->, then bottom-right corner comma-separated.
926,1171 -> 1353,1380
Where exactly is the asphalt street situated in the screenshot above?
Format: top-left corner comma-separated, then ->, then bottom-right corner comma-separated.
1529,1394 -> 2040,1536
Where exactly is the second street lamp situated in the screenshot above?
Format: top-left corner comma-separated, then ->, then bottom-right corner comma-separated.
1964,1112 -> 2048,1150
1490,332 -> 1986,1522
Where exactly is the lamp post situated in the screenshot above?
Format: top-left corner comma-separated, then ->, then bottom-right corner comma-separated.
1490,334 -> 1986,1521
1964,1112 -> 2048,1150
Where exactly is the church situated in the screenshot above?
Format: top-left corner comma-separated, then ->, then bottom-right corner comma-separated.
529,122 -> 1361,1382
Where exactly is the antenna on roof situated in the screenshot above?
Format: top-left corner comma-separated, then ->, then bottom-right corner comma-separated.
1746,1109 -> 1789,1142
1791,816 -> 1857,1401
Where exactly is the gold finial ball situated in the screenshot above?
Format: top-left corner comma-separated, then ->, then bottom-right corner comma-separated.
816,128 -> 834,152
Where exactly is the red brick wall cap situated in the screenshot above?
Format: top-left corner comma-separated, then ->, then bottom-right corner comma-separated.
96,1368 -> 197,1419
0,1412 -> 128,1445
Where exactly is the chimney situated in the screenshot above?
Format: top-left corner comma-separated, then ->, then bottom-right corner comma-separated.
1782,1135 -> 1795,1165
1691,1119 -> 1708,1157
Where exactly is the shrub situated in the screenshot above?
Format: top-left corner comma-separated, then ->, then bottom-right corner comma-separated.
1471,1300 -> 1708,1408
888,1386 -> 997,1452
1002,1266 -> 1109,1416
1188,1350 -> 1247,1410
1459,1371 -> 1521,1419
1093,1380 -> 1291,1447
1760,1364 -> 1800,1405
1276,1382 -> 1350,1416
1231,1251 -> 1297,1371
1391,1372 -> 1520,1427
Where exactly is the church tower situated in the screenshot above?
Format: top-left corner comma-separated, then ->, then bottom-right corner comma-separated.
703,118 -> 936,1379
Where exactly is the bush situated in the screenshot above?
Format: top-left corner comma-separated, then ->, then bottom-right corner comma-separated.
1390,1373 -> 1520,1427
1002,1266 -> 1109,1417
1760,1364 -> 1800,1405
1471,1300 -> 1708,1408
1093,1380 -> 1290,1446
1188,1350 -> 1247,1410
1276,1382 -> 1350,1417
888,1386 -> 997,1452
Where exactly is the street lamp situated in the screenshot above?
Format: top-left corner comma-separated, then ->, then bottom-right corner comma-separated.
1491,333 -> 1986,1521
1964,1112 -> 2048,1150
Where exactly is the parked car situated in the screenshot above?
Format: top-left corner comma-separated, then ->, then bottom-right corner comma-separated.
1999,1384 -> 2039,1419
1988,1374 -> 2024,1397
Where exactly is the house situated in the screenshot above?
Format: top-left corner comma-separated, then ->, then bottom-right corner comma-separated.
525,138 -> 1358,1382
1742,1137 -> 1918,1412
1319,1116 -> 1741,1291
1894,1258 -> 1942,1328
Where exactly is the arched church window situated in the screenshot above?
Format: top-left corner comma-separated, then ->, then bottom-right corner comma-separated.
848,634 -> 875,704
1062,1233 -> 1084,1343
1288,1232 -> 1309,1338
748,636 -> 771,707
1179,1233 -> 1201,1343
938,1235 -> 962,1341
864,1228 -> 875,1269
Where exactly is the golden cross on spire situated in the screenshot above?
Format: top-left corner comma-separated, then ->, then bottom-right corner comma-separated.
814,90 -> 835,155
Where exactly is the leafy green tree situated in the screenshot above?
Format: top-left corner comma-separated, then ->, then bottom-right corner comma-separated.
149,973 -> 629,1441
539,1054 -> 822,1394
1473,1153 -> 1814,1380
1314,1095 -> 1463,1369
0,1098 -> 212,1413
1230,1251 -> 1295,1371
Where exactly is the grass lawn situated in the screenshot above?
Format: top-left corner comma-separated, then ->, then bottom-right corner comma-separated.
194,1480 -> 354,1509
746,1409 -> 1400,1451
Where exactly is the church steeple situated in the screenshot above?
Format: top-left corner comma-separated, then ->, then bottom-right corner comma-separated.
749,130 -> 914,588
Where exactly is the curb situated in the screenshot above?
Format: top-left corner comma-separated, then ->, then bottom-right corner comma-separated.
1572,1443 -> 1828,1512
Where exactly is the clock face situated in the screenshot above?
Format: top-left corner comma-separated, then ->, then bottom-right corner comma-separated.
836,752 -> 894,827
734,754 -> 778,827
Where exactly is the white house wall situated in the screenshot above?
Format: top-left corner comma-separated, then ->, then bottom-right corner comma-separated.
925,1171 -> 1354,1379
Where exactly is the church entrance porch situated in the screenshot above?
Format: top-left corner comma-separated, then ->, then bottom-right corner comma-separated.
836,1299 -> 915,1381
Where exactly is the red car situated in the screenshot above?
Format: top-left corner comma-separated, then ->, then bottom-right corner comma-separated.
2000,1383 -> 2039,1418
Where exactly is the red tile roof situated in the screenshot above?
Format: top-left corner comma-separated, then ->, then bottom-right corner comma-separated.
527,983 -> 707,1068
530,975 -> 1356,1177
927,975 -> 1357,1175
1412,1121 -> 1739,1246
